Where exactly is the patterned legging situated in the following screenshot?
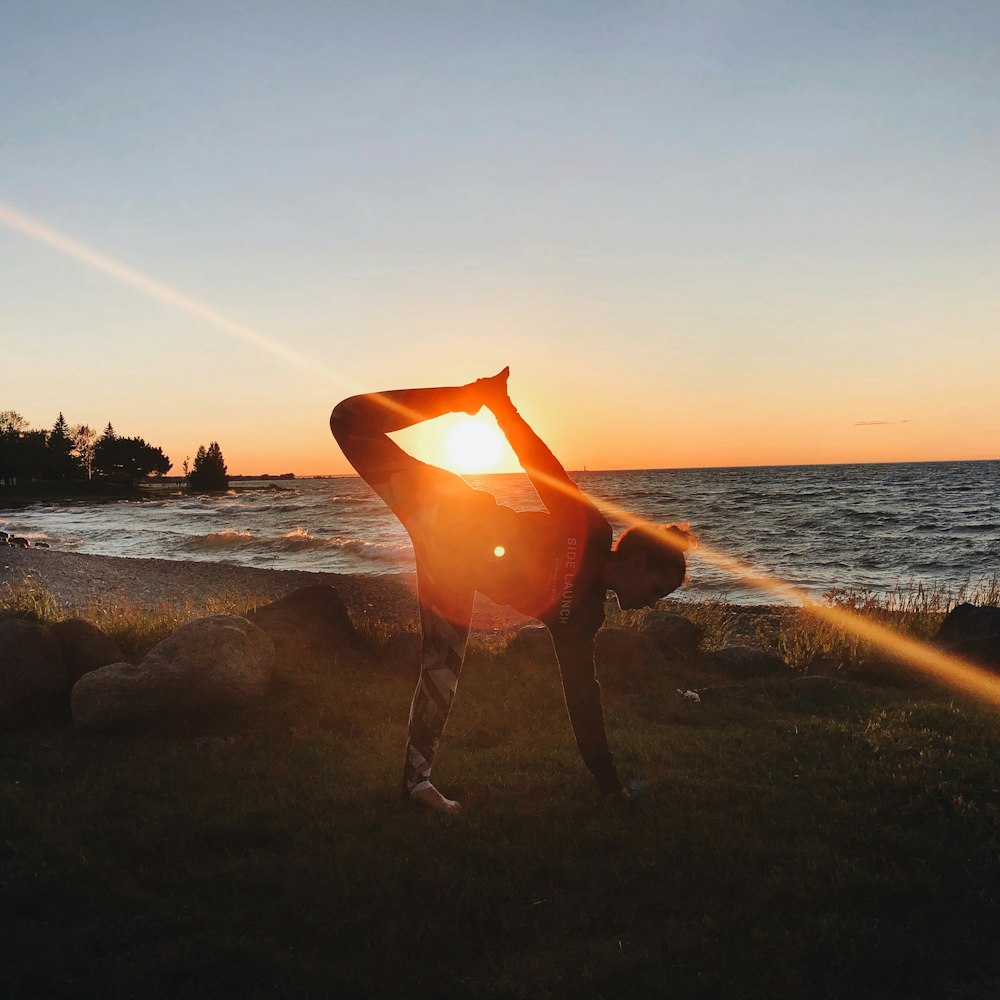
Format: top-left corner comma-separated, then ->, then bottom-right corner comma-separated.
331,394 -> 479,799
403,574 -> 474,797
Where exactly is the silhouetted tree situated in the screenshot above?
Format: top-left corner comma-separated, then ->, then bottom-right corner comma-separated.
0,411 -> 30,436
46,412 -> 83,479
94,435 -> 171,486
0,411 -> 29,484
188,441 -> 229,491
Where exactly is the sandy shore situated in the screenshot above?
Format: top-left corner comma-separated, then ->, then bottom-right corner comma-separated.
0,547 -> 533,634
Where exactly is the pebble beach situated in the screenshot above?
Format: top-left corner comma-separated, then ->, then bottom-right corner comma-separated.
0,546 -> 534,635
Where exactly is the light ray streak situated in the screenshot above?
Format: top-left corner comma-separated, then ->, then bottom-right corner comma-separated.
0,201 -> 324,375
5,201 -> 993,705
0,200 -> 420,424
577,475 -> 1000,708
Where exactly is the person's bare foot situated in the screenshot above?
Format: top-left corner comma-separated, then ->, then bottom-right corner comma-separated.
473,366 -> 511,413
411,784 -> 462,815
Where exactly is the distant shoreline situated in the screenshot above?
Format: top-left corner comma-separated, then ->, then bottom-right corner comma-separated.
0,478 -> 304,509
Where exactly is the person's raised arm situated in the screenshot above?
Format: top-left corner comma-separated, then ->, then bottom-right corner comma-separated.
477,368 -> 584,515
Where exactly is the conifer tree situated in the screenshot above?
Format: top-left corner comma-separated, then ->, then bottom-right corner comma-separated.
47,412 -> 82,478
188,441 -> 229,491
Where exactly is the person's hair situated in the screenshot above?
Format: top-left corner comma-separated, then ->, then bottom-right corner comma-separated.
613,522 -> 698,587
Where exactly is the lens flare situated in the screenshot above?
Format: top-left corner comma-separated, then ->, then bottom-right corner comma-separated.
5,199 -> 995,708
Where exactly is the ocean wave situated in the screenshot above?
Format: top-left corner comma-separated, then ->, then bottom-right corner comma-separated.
186,530 -> 257,549
326,495 -> 379,505
181,527 -> 408,564
951,523 -> 1000,535
214,502 -> 305,515
277,528 -> 328,550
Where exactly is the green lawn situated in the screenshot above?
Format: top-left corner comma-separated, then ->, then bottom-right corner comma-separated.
5,609 -> 1000,998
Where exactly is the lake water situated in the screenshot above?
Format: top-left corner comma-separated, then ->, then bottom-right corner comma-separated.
3,461 -> 998,604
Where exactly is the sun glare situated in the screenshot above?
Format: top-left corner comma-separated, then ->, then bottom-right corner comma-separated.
444,419 -> 505,473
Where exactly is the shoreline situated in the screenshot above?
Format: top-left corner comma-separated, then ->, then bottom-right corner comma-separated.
0,546 -> 535,635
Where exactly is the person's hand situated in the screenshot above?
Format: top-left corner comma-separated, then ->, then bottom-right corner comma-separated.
606,779 -> 643,812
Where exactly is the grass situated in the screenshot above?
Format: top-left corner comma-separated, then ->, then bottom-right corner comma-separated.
4,579 -> 1000,998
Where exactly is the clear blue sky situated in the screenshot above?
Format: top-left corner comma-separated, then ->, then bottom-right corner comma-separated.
2,1 -> 998,473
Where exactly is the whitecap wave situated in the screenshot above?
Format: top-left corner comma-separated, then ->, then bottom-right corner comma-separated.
186,530 -> 257,549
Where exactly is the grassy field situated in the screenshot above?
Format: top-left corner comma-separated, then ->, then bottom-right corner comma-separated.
4,581 -> 1000,998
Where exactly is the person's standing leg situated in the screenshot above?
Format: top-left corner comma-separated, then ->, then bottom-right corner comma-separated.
331,376 -> 503,814
402,571 -> 475,814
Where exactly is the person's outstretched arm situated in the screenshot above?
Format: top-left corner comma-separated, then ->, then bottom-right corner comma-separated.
550,628 -> 623,795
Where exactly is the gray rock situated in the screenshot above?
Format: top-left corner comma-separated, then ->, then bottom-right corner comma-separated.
702,645 -> 792,679
936,603 -> 1000,647
72,614 -> 274,731
0,617 -> 69,722
50,618 -> 127,684
248,585 -> 361,674
639,611 -> 701,662
506,624 -> 555,662
935,604 -> 1000,670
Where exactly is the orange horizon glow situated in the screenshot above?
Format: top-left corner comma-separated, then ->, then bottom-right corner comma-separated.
3,200 -> 996,477
5,199 -> 1000,708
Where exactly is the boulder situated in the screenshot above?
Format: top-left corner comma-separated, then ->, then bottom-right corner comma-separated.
72,614 -> 274,731
595,627 -> 666,683
936,604 -> 1000,647
0,617 -> 69,723
702,645 -> 792,680
639,611 -> 702,662
935,604 -> 1000,670
248,585 -> 361,673
506,624 -> 555,663
50,618 -> 127,684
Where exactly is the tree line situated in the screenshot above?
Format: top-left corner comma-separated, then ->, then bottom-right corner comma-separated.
0,410 -> 228,491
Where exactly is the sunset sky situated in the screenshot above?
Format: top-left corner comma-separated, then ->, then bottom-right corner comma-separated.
2,1 -> 998,476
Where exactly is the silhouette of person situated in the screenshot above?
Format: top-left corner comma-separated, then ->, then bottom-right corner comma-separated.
331,368 -> 693,814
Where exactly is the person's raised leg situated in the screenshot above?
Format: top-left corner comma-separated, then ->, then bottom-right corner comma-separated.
402,573 -> 474,815
332,376 -> 493,439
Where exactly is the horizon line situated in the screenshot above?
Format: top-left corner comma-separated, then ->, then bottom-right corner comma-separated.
214,455 -> 999,479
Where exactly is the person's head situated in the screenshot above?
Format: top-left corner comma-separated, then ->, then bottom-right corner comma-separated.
604,523 -> 696,610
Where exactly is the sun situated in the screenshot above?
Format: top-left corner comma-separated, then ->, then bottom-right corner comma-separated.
444,419 -> 505,473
